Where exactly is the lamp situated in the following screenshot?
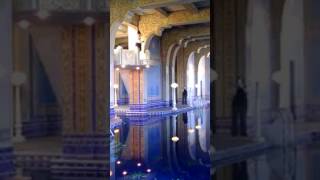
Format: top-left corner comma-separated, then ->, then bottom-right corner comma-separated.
12,72 -> 27,142
171,83 -> 178,111
36,10 -> 50,20
83,17 -> 95,26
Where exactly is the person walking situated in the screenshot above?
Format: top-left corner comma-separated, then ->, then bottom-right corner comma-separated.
231,81 -> 247,137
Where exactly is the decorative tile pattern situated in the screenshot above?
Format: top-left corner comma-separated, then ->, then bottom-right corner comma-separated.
62,24 -> 107,134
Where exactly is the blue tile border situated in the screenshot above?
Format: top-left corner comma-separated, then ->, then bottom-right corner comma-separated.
62,134 -> 108,159
22,117 -> 62,138
0,147 -> 14,178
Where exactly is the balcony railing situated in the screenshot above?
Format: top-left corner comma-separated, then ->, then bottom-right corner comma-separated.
114,47 -> 160,67
14,0 -> 107,12
114,49 -> 140,66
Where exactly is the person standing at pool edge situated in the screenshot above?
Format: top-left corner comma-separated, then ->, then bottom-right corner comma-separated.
231,79 -> 248,137
182,88 -> 188,105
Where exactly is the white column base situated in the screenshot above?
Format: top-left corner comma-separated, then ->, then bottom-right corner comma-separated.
256,136 -> 265,143
13,135 -> 25,143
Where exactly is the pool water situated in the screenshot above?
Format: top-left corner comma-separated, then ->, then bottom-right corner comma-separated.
110,108 -> 211,180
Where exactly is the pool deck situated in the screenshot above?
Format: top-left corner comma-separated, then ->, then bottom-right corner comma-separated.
213,121 -> 320,167
212,133 -> 271,167
115,103 -> 209,117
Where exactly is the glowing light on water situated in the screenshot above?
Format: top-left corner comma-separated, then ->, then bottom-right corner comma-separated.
171,136 -> 179,142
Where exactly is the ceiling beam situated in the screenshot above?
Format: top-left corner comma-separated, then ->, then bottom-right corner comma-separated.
155,7 -> 169,17
183,3 -> 199,13
140,0 -> 204,9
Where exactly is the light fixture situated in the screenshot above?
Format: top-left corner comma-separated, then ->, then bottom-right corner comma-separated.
83,17 -> 95,26
195,125 -> 201,130
116,67 -> 120,71
36,10 -> 50,20
136,66 -> 140,70
171,136 -> 179,142
12,72 -> 27,86
114,129 -> 120,134
171,83 -> 179,111
116,160 -> 121,165
145,64 -> 150,68
113,84 -> 119,89
188,128 -> 195,133
122,171 -> 128,176
147,169 -> 152,173
137,163 -> 142,167
18,20 -> 30,29
121,64 -> 126,68
171,83 -> 178,89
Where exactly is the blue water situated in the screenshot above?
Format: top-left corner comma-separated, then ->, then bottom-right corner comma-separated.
110,108 -> 211,180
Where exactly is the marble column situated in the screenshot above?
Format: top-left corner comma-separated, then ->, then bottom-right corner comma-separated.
278,0 -> 305,118
0,0 -> 15,177
246,0 -> 272,139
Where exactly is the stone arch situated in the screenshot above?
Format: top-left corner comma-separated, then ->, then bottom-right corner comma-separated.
164,43 -> 176,102
197,55 -> 210,98
186,52 -> 196,104
278,0 -> 304,109
144,33 -> 157,52
164,38 -> 190,102
110,20 -> 123,106
170,44 -> 182,101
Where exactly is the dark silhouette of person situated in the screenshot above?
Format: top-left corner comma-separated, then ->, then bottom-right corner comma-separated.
231,84 -> 247,137
182,113 -> 188,124
182,88 -> 188,105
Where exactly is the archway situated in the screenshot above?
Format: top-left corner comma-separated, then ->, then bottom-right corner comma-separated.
197,56 -> 210,99
186,52 -> 196,105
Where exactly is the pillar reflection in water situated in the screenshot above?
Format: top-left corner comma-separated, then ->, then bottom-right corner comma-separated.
110,108 -> 211,178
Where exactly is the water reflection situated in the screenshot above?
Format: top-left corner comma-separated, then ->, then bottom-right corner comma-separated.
110,108 -> 211,179
213,143 -> 320,180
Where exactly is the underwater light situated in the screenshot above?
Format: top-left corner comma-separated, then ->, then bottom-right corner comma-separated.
122,171 -> 128,176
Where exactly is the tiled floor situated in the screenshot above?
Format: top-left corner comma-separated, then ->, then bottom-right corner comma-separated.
14,136 -> 62,154
213,133 -> 254,151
